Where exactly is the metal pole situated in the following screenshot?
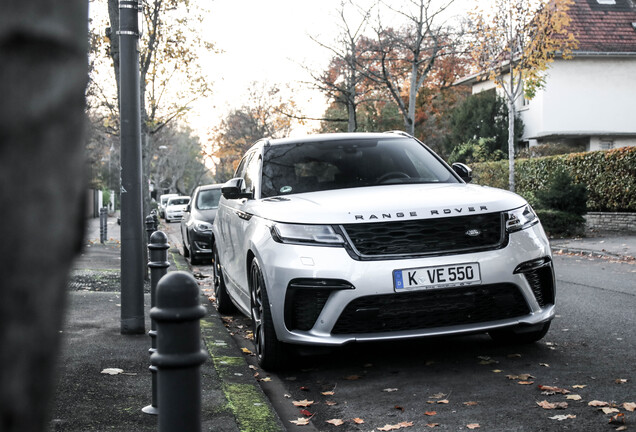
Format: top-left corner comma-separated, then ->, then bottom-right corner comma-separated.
142,230 -> 169,416
119,0 -> 145,334
151,272 -> 207,432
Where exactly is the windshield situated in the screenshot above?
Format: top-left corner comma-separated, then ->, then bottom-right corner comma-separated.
168,198 -> 189,206
196,189 -> 221,210
260,137 -> 457,198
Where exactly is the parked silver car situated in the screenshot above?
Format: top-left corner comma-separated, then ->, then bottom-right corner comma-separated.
212,132 -> 555,370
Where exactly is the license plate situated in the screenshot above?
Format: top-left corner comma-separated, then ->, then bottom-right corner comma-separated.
393,263 -> 481,291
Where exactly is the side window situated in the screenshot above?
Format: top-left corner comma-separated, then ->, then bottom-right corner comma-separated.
234,153 -> 252,179
243,154 -> 261,196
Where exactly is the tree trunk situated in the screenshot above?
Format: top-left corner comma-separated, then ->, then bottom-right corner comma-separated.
0,2 -> 87,431
508,70 -> 516,192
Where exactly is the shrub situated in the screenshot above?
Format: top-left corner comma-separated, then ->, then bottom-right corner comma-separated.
535,169 -> 587,216
536,209 -> 585,238
470,147 -> 636,212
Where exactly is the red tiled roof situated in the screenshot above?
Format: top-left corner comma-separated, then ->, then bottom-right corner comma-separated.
568,0 -> 636,52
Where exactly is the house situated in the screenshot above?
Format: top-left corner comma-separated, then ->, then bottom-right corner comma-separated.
458,0 -> 636,152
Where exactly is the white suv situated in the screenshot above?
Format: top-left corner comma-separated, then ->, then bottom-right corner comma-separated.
212,132 -> 555,370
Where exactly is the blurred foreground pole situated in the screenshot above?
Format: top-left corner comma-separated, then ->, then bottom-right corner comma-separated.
119,0 -> 145,334
0,1 -> 87,430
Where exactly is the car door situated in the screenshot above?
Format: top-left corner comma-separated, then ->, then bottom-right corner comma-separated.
217,150 -> 261,311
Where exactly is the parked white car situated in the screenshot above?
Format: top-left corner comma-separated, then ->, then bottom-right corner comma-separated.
212,132 -> 555,370
158,193 -> 178,218
164,196 -> 190,222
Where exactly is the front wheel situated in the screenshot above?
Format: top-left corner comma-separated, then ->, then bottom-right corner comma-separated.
489,322 -> 551,344
213,245 -> 235,314
249,258 -> 288,371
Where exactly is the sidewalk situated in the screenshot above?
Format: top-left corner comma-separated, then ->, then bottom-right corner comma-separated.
550,232 -> 636,261
50,216 -> 284,432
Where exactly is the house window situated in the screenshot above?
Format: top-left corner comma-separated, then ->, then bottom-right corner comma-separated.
600,139 -> 614,150
596,0 -> 616,4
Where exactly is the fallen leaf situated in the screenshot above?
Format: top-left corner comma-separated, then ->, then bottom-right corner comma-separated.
425,411 -> 437,416
437,399 -> 449,404
322,391 -> 335,396
378,421 -> 414,430
326,401 -> 337,406
395,405 -> 405,412
537,400 -> 568,410
517,381 -> 534,385
326,419 -> 344,426
383,388 -> 399,392
467,424 -> 480,429
293,400 -> 314,407
353,418 -> 365,424
566,395 -> 582,401
609,413 -> 626,425
538,385 -> 570,395
623,402 -> 636,412
616,427 -> 628,431
300,386 -> 310,391
430,393 -> 447,399
601,407 -> 620,415
101,368 -> 124,375
492,369 -> 503,373
241,347 -> 253,355
615,378 -> 628,384
507,353 -> 522,358
539,363 -> 550,367
506,374 -> 534,380
300,409 -> 313,417
260,377 -> 272,382
588,400 -> 609,407
290,417 -> 310,426
426,424 -> 439,428
549,414 -> 576,421
478,356 -> 498,365
572,384 -> 587,389
463,401 -> 479,406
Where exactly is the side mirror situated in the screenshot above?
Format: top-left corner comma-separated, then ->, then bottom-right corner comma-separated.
185,204 -> 191,212
221,178 -> 253,200
452,162 -> 473,183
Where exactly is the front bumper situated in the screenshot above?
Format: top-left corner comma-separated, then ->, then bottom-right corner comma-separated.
256,224 -> 555,346
189,229 -> 212,256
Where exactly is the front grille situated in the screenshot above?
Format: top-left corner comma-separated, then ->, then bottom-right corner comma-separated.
341,212 -> 505,258
331,284 -> 530,335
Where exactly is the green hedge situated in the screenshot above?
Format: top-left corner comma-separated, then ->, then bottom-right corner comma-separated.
471,146 -> 636,212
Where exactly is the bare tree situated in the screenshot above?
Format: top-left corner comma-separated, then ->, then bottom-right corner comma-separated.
310,0 -> 375,132
363,0 -> 456,135
0,2 -> 87,431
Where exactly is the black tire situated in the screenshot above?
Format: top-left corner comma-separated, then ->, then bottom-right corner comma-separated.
188,240 -> 201,265
249,258 -> 288,371
213,245 -> 236,314
489,321 -> 551,344
182,238 -> 190,258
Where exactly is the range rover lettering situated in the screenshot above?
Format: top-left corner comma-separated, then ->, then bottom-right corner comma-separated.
212,132 -> 555,370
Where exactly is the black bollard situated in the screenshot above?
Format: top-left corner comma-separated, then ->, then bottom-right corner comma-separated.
145,214 -> 156,244
150,271 -> 207,432
142,230 -> 170,416
99,207 -> 108,243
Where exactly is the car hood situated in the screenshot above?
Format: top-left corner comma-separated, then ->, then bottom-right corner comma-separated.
192,208 -> 218,223
167,204 -> 188,211
248,184 -> 527,225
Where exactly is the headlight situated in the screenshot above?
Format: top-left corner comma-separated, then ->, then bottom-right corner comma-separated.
193,220 -> 213,233
505,205 -> 539,233
271,223 -> 344,246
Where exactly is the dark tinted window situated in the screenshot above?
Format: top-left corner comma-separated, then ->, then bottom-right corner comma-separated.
260,137 -> 457,198
196,189 -> 221,210
168,198 -> 189,205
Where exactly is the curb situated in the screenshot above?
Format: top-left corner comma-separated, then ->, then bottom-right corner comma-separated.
171,247 -> 285,431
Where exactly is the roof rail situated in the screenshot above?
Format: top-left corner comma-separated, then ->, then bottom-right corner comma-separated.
384,130 -> 412,138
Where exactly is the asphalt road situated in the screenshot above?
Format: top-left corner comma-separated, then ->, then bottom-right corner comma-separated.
163,222 -> 635,431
